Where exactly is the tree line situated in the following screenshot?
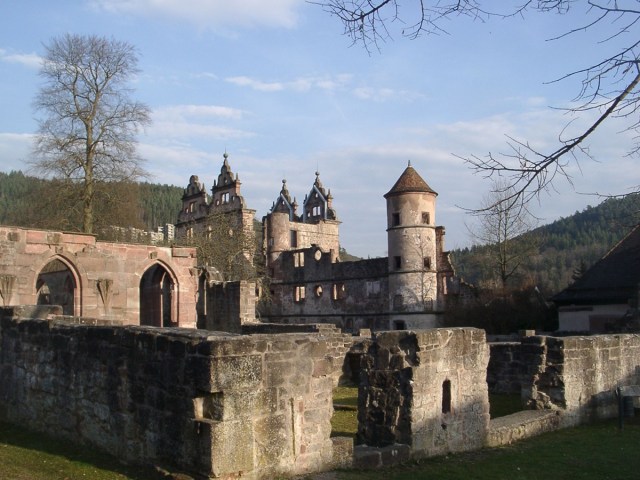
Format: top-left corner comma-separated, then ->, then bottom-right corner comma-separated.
0,170 -> 183,235
451,193 -> 640,296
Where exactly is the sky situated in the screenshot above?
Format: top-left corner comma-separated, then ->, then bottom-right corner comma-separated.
1,1 -> 639,258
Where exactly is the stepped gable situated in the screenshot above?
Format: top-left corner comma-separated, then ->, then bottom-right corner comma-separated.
384,161 -> 437,198
271,179 -> 298,219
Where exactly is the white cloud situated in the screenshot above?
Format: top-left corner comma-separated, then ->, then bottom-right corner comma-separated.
226,74 -> 352,93
226,76 -> 284,92
0,133 -> 34,171
0,48 -> 42,69
146,104 -> 254,142
89,0 -> 302,29
155,104 -> 245,121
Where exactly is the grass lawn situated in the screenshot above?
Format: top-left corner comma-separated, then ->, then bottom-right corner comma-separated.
0,422 -> 166,480
328,418 -> 640,479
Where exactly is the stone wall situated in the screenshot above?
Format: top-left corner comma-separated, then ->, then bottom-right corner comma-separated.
266,250 -> 391,331
487,342 -> 527,395
358,328 -> 490,458
523,334 -> 640,425
0,317 -> 343,479
204,280 -> 256,333
0,226 -> 198,327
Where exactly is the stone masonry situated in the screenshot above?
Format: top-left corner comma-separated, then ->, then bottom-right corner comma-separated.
358,328 -> 490,458
0,316 -> 346,479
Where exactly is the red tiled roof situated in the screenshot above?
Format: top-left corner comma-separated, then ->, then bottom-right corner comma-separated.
384,165 -> 437,198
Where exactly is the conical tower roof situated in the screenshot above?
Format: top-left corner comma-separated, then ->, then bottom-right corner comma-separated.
384,162 -> 437,198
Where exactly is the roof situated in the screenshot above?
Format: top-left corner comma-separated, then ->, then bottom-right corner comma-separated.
552,224 -> 640,305
384,164 -> 437,198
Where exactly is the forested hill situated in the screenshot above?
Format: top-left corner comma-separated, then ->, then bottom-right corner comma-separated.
0,170 -> 183,232
450,193 -> 640,296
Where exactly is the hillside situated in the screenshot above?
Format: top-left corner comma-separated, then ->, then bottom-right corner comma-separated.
450,193 -> 640,296
0,171 -> 183,232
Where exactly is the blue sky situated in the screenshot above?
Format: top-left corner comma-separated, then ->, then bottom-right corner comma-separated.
1,1 -> 638,258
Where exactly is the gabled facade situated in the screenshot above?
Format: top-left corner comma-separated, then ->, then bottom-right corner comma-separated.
175,153 -> 256,243
553,224 -> 640,332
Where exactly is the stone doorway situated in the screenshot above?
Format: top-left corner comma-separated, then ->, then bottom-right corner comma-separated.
140,263 -> 175,327
36,258 -> 77,316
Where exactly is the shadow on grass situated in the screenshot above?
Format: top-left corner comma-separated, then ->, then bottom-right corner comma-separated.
0,421 -> 168,480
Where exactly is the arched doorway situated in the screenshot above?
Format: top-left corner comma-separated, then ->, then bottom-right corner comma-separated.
36,258 -> 76,316
140,263 -> 175,327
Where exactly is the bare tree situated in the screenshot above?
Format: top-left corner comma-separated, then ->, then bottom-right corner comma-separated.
31,34 -> 151,234
469,180 -> 539,291
317,1 -> 640,209
183,212 -> 258,282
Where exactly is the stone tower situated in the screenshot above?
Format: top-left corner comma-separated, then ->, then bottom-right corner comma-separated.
384,161 -> 440,329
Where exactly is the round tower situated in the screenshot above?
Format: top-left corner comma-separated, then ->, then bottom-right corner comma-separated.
384,161 -> 439,329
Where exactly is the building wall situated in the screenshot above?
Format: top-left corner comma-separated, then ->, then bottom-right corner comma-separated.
558,304 -> 629,332
265,248 -> 390,331
0,226 -> 198,327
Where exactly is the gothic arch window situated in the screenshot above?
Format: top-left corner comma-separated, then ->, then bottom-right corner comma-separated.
36,257 -> 78,316
140,263 -> 176,327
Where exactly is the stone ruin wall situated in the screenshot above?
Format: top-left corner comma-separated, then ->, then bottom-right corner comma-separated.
4,313 -> 640,477
523,334 -> 640,425
358,328 -> 490,458
0,316 -> 351,479
488,334 -> 640,425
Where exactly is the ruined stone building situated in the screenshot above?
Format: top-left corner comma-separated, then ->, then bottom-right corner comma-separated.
177,155 -> 456,331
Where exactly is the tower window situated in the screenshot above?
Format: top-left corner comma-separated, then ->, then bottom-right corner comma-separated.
312,205 -> 321,216
392,212 -> 400,226
423,257 -> 432,269
290,230 -> 298,248
422,212 -> 430,224
394,256 -> 402,270
222,192 -> 229,203
294,251 -> 304,268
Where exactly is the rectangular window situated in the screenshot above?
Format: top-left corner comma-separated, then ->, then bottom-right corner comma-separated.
422,212 -> 430,224
423,257 -> 432,270
294,285 -> 306,302
366,280 -> 381,298
189,201 -> 196,213
187,227 -> 194,238
394,256 -> 402,270
392,212 -> 400,227
294,251 -> 305,268
290,230 -> 298,248
332,283 -> 346,300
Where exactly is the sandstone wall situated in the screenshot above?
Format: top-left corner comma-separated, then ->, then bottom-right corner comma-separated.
0,317 -> 341,479
487,342 -> 527,395
358,328 -> 490,457
523,334 -> 640,425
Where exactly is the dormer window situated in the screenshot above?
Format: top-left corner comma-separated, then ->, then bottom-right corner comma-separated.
222,193 -> 229,203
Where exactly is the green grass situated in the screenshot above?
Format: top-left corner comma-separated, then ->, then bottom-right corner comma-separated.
328,418 -> 640,479
0,422 -> 167,480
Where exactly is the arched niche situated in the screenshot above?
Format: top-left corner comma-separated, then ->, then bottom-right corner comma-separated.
139,262 -> 177,327
35,256 -> 80,316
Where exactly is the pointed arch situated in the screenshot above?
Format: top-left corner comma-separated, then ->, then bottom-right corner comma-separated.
139,261 -> 178,327
34,255 -> 81,316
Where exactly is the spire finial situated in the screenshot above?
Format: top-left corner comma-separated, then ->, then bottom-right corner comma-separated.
408,160 -> 411,167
